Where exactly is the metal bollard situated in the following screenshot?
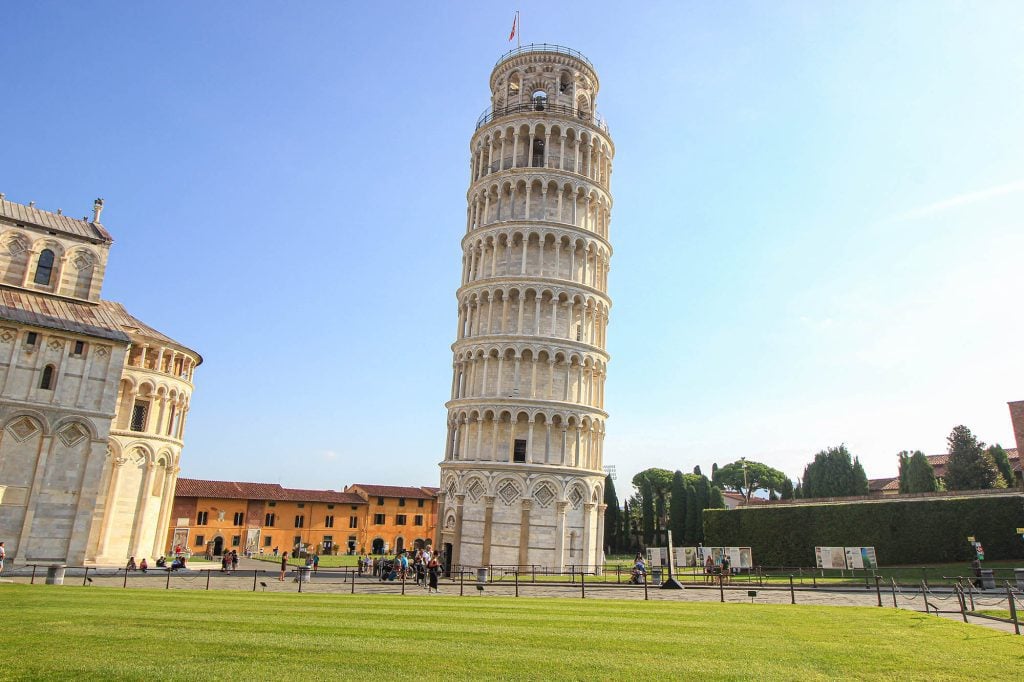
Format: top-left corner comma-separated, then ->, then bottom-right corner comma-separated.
401,569 -> 406,596
351,568 -> 356,594
166,568 -> 172,590
206,569 -> 211,591
123,568 -> 129,589
891,578 -> 898,608
875,575 -> 882,607
922,581 -> 929,614
789,575 -> 795,604
581,569 -> 585,599
460,569 -> 464,597
643,572 -> 648,601
515,570 -> 519,597
82,567 -> 90,587
1007,587 -> 1020,635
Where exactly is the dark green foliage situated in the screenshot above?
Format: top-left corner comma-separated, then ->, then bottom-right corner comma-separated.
709,486 -> 726,509
852,457 -> 869,495
906,451 -> 938,493
693,465 -> 702,476
802,445 -> 864,498
945,426 -> 1000,490
711,462 -> 718,477
793,481 -> 802,499
897,451 -> 911,494
989,445 -> 1015,488
696,476 -> 711,542
603,475 -> 621,553
683,484 -> 698,543
779,478 -> 794,500
704,495 -> 1024,565
640,479 -> 655,546
669,471 -> 687,543
713,459 -> 787,502
768,489 -> 779,501
633,468 -> 674,546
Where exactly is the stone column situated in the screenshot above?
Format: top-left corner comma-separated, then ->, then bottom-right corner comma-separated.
582,502 -> 595,571
554,501 -> 568,572
451,494 -> 466,569
595,502 -> 607,575
518,499 -> 532,568
481,495 -> 496,566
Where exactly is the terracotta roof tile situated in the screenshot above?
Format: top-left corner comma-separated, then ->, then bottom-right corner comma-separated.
279,488 -> 366,504
0,196 -> 112,242
347,484 -> 438,500
868,476 -> 898,492
175,479 -> 370,504
100,300 -> 201,360
0,288 -> 130,343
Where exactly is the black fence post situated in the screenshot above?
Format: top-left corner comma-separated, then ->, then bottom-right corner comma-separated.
643,571 -> 649,601
891,578 -> 898,608
123,568 -> 129,589
875,575 -> 882,607
719,573 -> 725,603
581,569 -> 585,599
82,567 -> 90,587
515,569 -> 519,597
166,568 -> 172,590
1007,587 -> 1020,635
532,564 -> 536,583
921,581 -> 930,614
30,565 -> 37,585
401,568 -> 406,595
957,585 -> 968,623
789,575 -> 795,604
253,570 -> 258,592
460,569 -> 464,597
351,568 -> 356,594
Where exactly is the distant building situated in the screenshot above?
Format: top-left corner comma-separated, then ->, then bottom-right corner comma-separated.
720,491 -> 768,509
0,195 -> 200,566
168,479 -> 366,556
343,484 -> 439,554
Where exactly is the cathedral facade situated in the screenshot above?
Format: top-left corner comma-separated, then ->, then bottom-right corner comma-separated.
438,45 -> 614,570
0,195 -> 200,565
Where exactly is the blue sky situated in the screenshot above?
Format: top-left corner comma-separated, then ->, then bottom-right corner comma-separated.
3,1 -> 1021,494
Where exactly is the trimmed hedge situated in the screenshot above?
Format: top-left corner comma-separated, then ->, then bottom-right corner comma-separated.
704,494 -> 1024,566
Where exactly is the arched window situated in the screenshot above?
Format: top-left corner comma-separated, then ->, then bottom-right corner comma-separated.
40,364 -> 55,390
34,249 -> 55,285
532,90 -> 548,111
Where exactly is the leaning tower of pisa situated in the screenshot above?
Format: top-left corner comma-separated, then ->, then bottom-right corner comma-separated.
438,45 -> 614,571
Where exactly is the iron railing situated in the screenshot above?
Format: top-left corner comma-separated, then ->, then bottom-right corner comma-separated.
494,43 -> 594,71
475,101 -> 609,133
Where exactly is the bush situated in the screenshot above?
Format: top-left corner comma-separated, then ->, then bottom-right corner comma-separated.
703,494 -> 1024,565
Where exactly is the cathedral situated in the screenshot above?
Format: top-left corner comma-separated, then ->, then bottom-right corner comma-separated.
0,194 -> 200,565
437,45 -> 613,570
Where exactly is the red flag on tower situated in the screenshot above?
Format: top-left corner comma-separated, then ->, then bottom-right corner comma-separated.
509,12 -> 518,42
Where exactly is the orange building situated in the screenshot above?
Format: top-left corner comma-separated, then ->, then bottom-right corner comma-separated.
167,479 -> 368,557
343,484 -> 439,554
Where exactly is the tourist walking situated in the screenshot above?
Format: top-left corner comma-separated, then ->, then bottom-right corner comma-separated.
427,556 -> 440,593
312,554 -> 319,573
721,554 -> 731,584
0,541 -> 6,575
231,550 -> 239,571
279,552 -> 289,581
704,556 -> 715,584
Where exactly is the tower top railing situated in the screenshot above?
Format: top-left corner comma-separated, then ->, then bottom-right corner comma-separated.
475,101 -> 609,133
494,43 -> 595,71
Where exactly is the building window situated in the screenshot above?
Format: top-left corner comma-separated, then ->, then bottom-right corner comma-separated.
395,514 -> 407,526
72,341 -> 86,356
417,499 -> 425,508
130,401 -> 149,432
196,511 -> 208,525
373,513 -> 385,525
25,332 -> 38,347
349,516 -> 358,528
34,249 -> 55,285
195,535 -> 205,547
233,512 -> 244,525
268,501 -> 276,507
398,497 -> 406,507
265,513 -> 276,527
231,535 -> 241,547
293,535 -> 302,547
351,505 -> 358,510
377,496 -> 385,506
39,364 -> 55,390
324,515 -> 335,528
327,504 -> 334,510
294,515 -> 304,528
414,515 -> 424,526
263,536 -> 272,547
513,439 -> 527,463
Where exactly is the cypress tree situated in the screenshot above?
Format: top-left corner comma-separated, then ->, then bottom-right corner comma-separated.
852,457 -> 869,495
603,475 -> 620,553
906,451 -> 938,493
669,471 -> 686,545
684,484 -> 699,543
709,485 -> 726,509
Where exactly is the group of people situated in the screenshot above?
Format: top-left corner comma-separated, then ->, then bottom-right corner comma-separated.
704,554 -> 732,584
360,549 -> 442,592
126,555 -> 189,572
220,550 -> 240,572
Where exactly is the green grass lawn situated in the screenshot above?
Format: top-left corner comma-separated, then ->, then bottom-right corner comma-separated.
0,584 -> 1020,680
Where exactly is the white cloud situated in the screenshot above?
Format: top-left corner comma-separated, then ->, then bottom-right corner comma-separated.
893,178 -> 1024,221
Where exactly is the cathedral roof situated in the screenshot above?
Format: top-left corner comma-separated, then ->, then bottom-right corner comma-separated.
0,196 -> 113,243
99,300 -> 201,362
0,288 -> 130,343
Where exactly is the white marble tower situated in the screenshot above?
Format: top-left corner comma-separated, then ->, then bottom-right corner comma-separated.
438,45 -> 614,571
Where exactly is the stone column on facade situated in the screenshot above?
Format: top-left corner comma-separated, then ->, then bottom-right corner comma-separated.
595,503 -> 607,576
16,432 -> 53,557
582,502 -> 595,572
554,501 -> 568,572
129,460 -> 157,558
451,494 -> 465,569
95,454 -> 125,559
518,499 -> 532,568
151,465 -> 179,559
481,495 -> 495,566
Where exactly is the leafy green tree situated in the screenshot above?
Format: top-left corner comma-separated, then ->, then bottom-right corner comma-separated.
709,486 -> 726,509
692,465 -> 702,476
684,484 -> 699,543
603,475 -> 620,553
711,462 -> 719,478
779,478 -> 794,500
768,488 -> 779,501
897,451 -> 911,494
712,459 -> 787,502
989,445 -> 1015,488
905,451 -> 938,493
802,445 -> 862,498
852,457 -> 869,495
944,425 -> 1000,491
793,480 -> 802,498
632,468 -> 674,545
668,471 -> 687,544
